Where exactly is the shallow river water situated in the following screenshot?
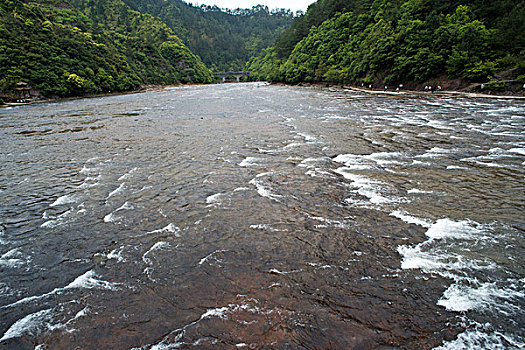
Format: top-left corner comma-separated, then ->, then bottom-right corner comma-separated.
0,83 -> 524,349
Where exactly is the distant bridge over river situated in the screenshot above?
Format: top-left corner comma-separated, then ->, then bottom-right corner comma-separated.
213,72 -> 250,82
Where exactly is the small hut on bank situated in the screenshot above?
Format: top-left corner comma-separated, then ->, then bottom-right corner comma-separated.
15,82 -> 31,100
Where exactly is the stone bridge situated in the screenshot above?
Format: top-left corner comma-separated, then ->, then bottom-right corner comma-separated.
213,72 -> 250,83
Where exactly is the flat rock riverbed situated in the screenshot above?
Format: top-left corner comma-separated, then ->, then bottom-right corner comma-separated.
0,83 -> 523,349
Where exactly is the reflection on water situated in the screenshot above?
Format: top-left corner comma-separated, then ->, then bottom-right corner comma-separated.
0,83 -> 523,349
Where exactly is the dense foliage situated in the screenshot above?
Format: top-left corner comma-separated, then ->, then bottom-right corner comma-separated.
248,0 -> 525,88
122,0 -> 294,71
0,0 -> 212,97
273,0 -> 373,58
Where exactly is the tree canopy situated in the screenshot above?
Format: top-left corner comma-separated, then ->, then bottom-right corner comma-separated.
121,0 -> 294,72
2,0 -> 523,98
248,0 -> 525,89
0,0 -> 213,97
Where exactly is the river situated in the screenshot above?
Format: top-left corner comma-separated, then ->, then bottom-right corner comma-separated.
0,83 -> 524,349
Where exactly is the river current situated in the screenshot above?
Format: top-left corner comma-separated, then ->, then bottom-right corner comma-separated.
0,83 -> 523,349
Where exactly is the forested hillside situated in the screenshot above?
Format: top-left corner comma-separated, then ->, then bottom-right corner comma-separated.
0,0 -> 213,98
248,0 -> 525,90
121,0 -> 294,71
3,0 -> 522,99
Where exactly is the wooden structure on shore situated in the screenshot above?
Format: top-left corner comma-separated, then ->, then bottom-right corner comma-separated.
15,82 -> 31,100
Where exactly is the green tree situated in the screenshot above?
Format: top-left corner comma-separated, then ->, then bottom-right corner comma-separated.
250,0 -> 522,89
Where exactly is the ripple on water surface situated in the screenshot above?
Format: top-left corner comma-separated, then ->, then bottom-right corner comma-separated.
0,83 -> 523,349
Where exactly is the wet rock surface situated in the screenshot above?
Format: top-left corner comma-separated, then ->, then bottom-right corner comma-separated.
0,84 -> 523,349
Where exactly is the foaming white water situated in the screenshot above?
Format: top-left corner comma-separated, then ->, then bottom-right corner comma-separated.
41,220 -> 58,229
250,223 -> 271,230
116,201 -> 134,211
305,168 -> 333,178
201,306 -> 230,319
306,262 -> 335,270
508,147 -> 525,155
239,157 -> 264,167
283,141 -> 303,150
0,282 -> 17,298
397,244 -> 494,272
78,174 -> 101,189
79,165 -> 97,175
434,323 -> 525,350
95,247 -> 125,262
333,152 -> 406,170
41,208 -> 74,228
2,270 -> 119,309
0,308 -> 54,342
146,223 -> 180,235
396,215 -> 524,347
485,147 -> 517,159
298,157 -> 330,169
268,268 -> 302,275
257,147 -> 279,154
137,313 -> 211,349
135,297 -> 288,350
397,219 -> 492,272
0,304 -> 91,343
323,113 -> 347,120
398,245 -> 447,270
479,105 -> 523,115
65,270 -> 120,290
407,188 -> 433,194
108,248 -> 125,262
107,183 -> 125,199
198,250 -> 226,266
493,131 -> 525,138
390,210 -> 431,228
438,280 -> 525,313
104,212 -> 116,223
446,165 -> 469,170
206,193 -> 223,205
309,215 -> 351,229
118,167 -> 138,181
461,156 -> 508,168
142,242 -> 170,265
427,120 -> 453,130
0,248 -> 31,269
249,178 -> 281,202
367,152 -> 405,166
415,147 -> 453,159
335,168 -> 398,206
425,219 -> 481,240
249,224 -> 287,232
255,171 -> 274,178
50,194 -> 77,207
412,159 -> 432,166
297,132 -> 318,143
282,116 -> 295,128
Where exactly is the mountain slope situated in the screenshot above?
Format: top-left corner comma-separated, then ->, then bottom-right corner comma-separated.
122,0 -> 294,71
249,0 -> 525,90
0,0 -> 212,98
